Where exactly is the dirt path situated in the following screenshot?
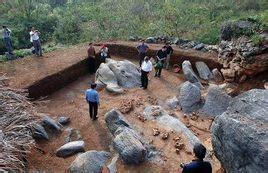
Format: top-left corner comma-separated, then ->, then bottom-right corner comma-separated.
27,57 -> 221,172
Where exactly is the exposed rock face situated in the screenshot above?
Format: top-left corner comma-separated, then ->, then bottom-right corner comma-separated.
96,59 -> 141,93
220,20 -> 257,41
212,68 -> 224,82
42,115 -> 62,132
182,61 -> 201,84
166,96 -> 179,109
195,61 -> 213,80
178,81 -> 202,113
56,141 -> 85,158
143,106 -> 202,149
212,89 -> 268,173
105,109 -> 147,165
218,35 -> 268,82
202,85 -> 232,117
69,150 -> 111,173
32,123 -> 49,140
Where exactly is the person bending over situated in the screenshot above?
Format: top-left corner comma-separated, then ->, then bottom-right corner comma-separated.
181,143 -> 212,173
140,56 -> 152,90
85,83 -> 100,121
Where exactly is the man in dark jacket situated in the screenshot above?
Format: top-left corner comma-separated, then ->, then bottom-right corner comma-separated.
181,143 -> 212,173
154,46 -> 167,77
165,42 -> 174,69
137,40 -> 149,67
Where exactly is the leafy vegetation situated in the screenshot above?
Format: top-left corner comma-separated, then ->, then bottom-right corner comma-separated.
0,0 -> 267,54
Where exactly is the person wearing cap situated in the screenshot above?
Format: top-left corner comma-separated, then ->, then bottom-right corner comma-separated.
165,42 -> 174,69
140,56 -> 153,89
85,83 -> 100,121
87,42 -> 96,74
29,27 -> 42,56
2,25 -> 13,55
181,143 -> 212,173
100,44 -> 109,63
154,46 -> 167,77
137,40 -> 149,67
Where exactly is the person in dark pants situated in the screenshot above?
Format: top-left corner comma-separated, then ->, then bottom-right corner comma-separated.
85,83 -> 100,121
30,27 -> 42,56
155,46 -> 167,77
87,42 -> 96,74
181,143 -> 212,173
137,40 -> 149,67
165,42 -> 174,69
140,56 -> 152,89
2,25 -> 13,55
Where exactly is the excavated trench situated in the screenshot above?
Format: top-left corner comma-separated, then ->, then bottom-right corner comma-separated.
27,43 -> 221,100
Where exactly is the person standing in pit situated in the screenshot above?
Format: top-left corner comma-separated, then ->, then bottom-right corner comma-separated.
30,27 -> 42,56
140,56 -> 153,90
85,83 -> 100,121
165,42 -> 174,69
87,42 -> 96,74
181,143 -> 212,173
137,40 -> 149,67
100,44 -> 109,63
154,46 -> 167,77
2,25 -> 13,55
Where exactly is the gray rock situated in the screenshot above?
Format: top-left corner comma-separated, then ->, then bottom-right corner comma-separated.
166,96 -> 179,109
33,123 -> 49,140
212,89 -> 268,173
56,141 -> 85,158
105,109 -> 130,135
65,128 -> 83,143
143,106 -> 202,149
193,43 -> 205,50
113,128 -> 146,165
107,59 -> 141,88
195,61 -> 213,80
178,81 -> 202,113
145,37 -> 157,43
182,61 -> 201,84
202,85 -> 232,117
58,116 -> 70,125
212,68 -> 224,82
96,59 -> 141,94
42,116 -> 61,131
69,150 -> 111,173
107,154 -> 119,173
105,109 -> 147,165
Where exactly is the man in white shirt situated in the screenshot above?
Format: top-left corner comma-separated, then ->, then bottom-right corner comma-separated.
30,27 -> 42,56
141,56 -> 153,89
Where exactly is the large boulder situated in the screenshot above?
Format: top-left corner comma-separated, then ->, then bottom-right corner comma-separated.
69,150 -> 111,173
201,85 -> 232,117
96,59 -> 141,93
105,109 -> 147,165
212,89 -> 268,173
42,115 -> 62,132
195,61 -> 213,80
212,68 -> 224,82
182,61 -> 201,85
56,141 -> 85,158
106,59 -> 141,88
178,81 -> 202,113
32,123 -> 49,140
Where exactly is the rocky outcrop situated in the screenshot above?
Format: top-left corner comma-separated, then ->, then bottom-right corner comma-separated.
69,150 -> 111,173
212,89 -> 268,173
178,81 -> 202,113
195,61 -> 213,80
182,61 -> 201,86
218,20 -> 268,82
96,59 -> 141,93
105,109 -> 147,165
201,85 -> 232,117
56,141 -> 85,158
